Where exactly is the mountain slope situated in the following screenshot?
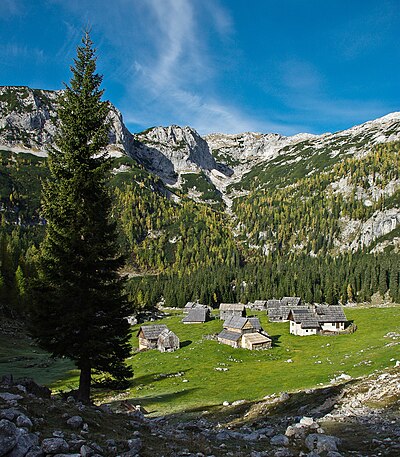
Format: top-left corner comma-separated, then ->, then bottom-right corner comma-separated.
0,85 -> 399,309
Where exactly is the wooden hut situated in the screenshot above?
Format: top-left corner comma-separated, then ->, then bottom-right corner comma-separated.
267,297 -> 302,322
217,329 -> 242,348
183,302 -> 196,313
137,324 -> 168,350
281,296 -> 302,307
182,307 -> 210,324
218,316 -> 272,350
157,329 -> 180,352
241,332 -> 272,350
219,303 -> 246,321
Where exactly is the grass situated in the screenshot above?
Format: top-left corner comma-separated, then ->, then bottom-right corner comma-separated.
0,331 -> 77,388
111,306 -> 400,415
1,306 -> 399,417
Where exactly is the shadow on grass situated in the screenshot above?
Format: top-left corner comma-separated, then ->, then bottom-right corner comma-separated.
270,334 -> 281,347
129,387 -> 200,413
180,340 -> 192,348
133,369 -> 193,387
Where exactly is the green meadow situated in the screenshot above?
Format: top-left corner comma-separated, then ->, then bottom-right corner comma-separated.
1,306 -> 399,416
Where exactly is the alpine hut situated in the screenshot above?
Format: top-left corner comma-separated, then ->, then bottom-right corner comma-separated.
219,303 -> 246,320
182,307 -> 210,324
157,329 -> 180,352
137,324 -> 168,350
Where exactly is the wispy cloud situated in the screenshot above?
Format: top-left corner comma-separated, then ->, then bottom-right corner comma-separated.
0,43 -> 45,63
52,0 -> 281,134
117,0 -> 294,134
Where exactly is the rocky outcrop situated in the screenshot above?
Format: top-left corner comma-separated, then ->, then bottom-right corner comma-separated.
1,365 -> 400,457
337,208 -> 400,252
133,125 -> 218,184
0,86 -> 133,158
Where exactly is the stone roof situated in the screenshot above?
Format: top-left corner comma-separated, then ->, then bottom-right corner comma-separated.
315,305 -> 347,323
281,296 -> 302,306
182,307 -> 208,323
224,316 -> 249,329
184,302 -> 196,309
218,329 -> 242,342
290,308 -> 320,329
219,303 -> 245,311
267,306 -> 292,320
248,317 -> 262,331
266,299 -> 282,308
242,332 -> 272,345
138,324 -> 168,340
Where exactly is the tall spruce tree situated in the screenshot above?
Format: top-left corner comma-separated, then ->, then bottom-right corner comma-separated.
29,33 -> 133,403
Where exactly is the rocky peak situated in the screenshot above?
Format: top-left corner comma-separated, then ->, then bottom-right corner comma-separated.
0,86 -> 134,157
133,125 -> 217,184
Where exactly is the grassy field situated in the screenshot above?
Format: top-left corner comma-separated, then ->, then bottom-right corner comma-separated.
1,306 -> 399,416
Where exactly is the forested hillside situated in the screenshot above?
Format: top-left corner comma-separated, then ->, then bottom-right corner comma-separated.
0,86 -> 399,315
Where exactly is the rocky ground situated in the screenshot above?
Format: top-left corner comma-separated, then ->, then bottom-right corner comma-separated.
0,364 -> 399,457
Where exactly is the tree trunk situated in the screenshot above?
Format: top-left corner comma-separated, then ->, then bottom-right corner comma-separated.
77,359 -> 91,404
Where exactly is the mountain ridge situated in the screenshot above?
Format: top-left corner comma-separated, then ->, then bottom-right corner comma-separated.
1,85 -> 399,259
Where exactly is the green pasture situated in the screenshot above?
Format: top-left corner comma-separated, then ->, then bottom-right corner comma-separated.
119,307 -> 400,415
1,307 -> 399,416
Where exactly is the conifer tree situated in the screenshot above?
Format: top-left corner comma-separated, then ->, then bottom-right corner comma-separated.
29,32 -> 133,403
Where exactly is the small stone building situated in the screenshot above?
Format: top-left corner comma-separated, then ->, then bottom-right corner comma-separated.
219,303 -> 246,321
137,324 -> 179,352
182,307 -> 210,324
157,329 -> 180,352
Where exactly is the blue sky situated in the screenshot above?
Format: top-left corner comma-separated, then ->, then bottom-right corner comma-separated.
1,0 -> 399,135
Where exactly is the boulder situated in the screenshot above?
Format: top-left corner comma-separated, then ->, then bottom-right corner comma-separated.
41,438 -> 69,454
0,392 -> 23,402
299,416 -> 314,426
25,445 -> 44,457
66,416 -> 83,430
0,408 -> 22,421
16,414 -> 33,429
15,378 -> 51,399
270,434 -> 290,446
7,432 -> 39,457
305,434 -> 341,453
0,419 -> 18,455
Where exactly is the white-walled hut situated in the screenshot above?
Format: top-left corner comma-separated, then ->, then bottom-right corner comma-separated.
288,305 -> 348,336
288,308 -> 320,336
219,303 -> 246,321
157,329 -> 180,352
315,305 -> 347,332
